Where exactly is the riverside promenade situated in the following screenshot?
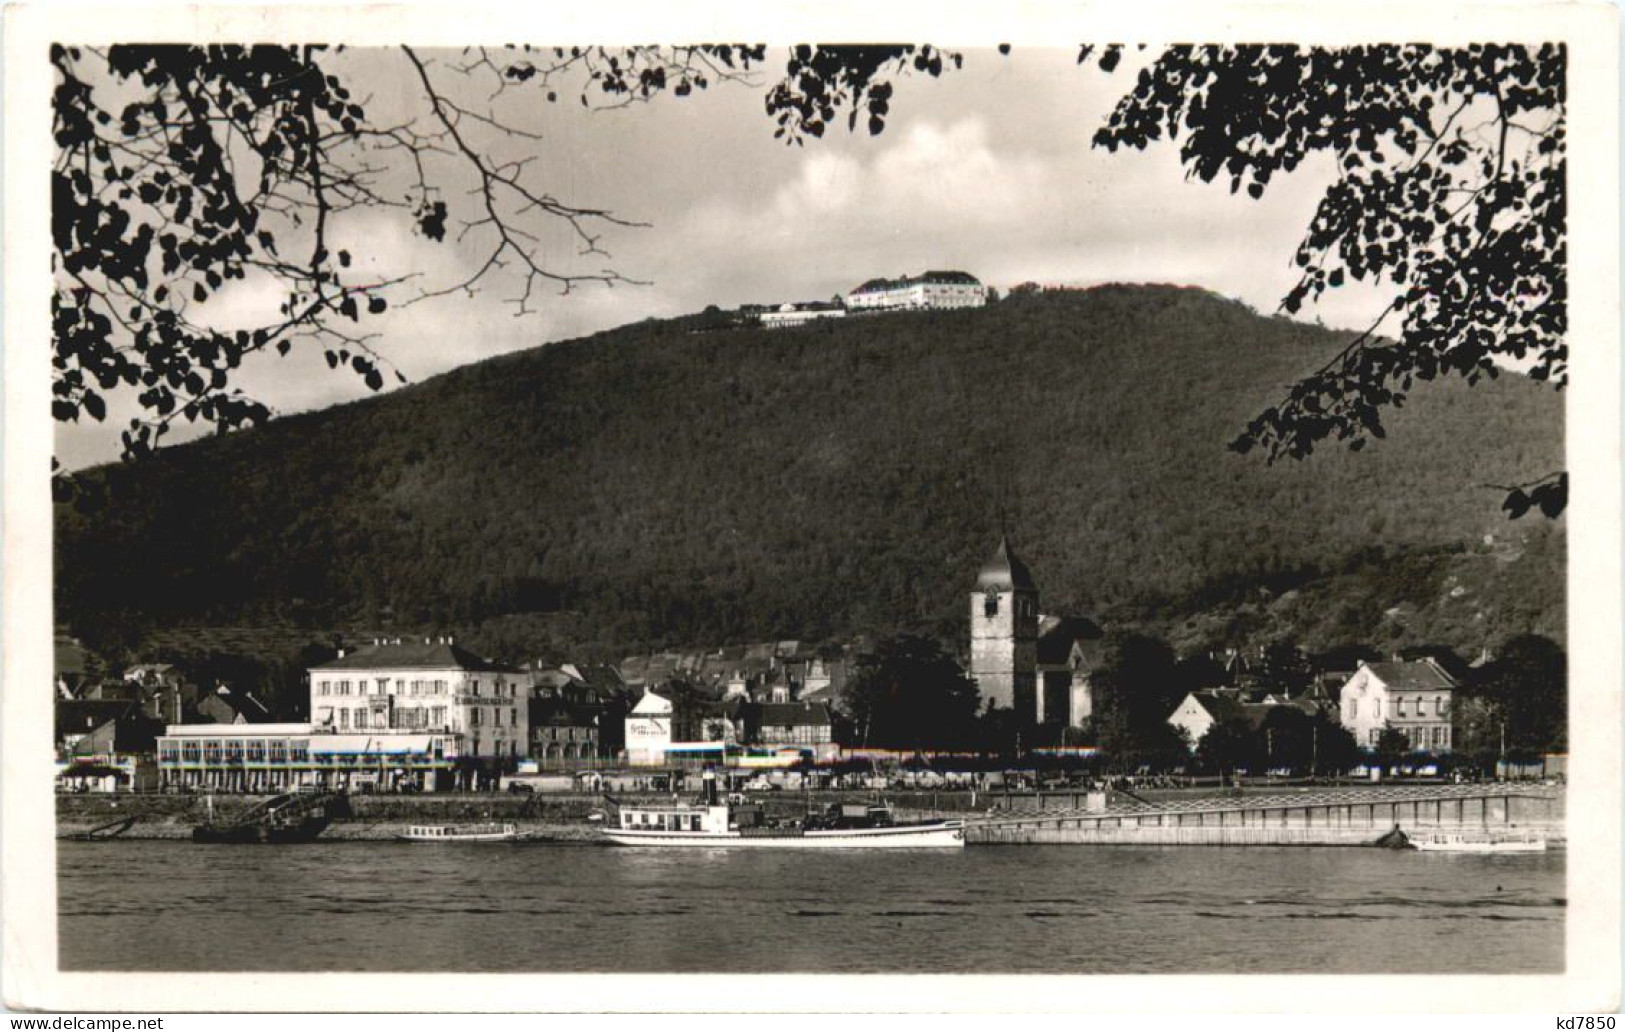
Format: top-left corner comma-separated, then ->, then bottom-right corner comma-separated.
56,782 -> 1564,846
963,783 -> 1565,845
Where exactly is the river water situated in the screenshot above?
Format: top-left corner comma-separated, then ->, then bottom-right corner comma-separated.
58,841 -> 1563,973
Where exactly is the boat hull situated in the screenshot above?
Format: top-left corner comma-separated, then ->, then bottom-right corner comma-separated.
604,820 -> 965,849
192,816 -> 330,844
1413,838 -> 1547,853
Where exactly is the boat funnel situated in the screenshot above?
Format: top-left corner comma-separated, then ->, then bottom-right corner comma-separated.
702,767 -> 720,806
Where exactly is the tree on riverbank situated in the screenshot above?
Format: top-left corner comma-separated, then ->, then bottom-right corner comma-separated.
841,634 -> 981,751
1088,633 -> 1192,771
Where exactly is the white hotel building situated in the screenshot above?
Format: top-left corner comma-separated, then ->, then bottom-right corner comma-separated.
156,637 -> 527,792
845,271 -> 988,312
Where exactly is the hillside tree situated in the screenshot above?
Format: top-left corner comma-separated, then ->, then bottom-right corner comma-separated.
53,42 -> 1566,519
1086,43 -> 1567,516
49,43 -> 958,495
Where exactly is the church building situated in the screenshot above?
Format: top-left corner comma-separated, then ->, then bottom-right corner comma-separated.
969,537 -> 1101,730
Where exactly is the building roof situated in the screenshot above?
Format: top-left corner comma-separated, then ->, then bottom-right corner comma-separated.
313,640 -> 520,673
1363,660 -> 1457,691
162,722 -> 312,737
849,271 -> 982,294
199,686 -> 275,723
55,638 -> 88,678
1182,691 -> 1275,731
531,698 -> 600,728
1036,615 -> 1102,665
976,536 -> 1037,592
56,699 -> 138,740
752,701 -> 833,727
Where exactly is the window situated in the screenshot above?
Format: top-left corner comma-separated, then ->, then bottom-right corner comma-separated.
984,591 -> 999,618
1347,700 -> 1358,720
1396,697 -> 1407,718
318,680 -> 331,696
339,709 -> 350,730
246,740 -> 265,763
494,708 -> 502,728
269,740 -> 288,764
510,708 -> 517,727
1369,729 -> 1380,745
1438,698 -> 1449,717
356,710 -> 368,730
471,708 -> 481,726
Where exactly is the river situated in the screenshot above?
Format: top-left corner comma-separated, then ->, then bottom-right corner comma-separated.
58,841 -> 1564,973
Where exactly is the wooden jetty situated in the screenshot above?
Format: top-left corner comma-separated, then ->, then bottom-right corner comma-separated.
964,783 -> 1564,846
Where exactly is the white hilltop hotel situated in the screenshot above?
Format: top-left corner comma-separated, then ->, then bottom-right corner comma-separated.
156,637 -> 527,792
845,271 -> 988,312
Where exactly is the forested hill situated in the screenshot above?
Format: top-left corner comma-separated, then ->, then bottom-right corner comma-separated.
56,285 -> 1564,661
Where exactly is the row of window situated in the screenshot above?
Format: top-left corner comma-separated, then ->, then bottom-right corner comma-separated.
1347,696 -> 1449,721
757,726 -> 832,744
1367,725 -> 1451,748
622,811 -> 702,832
160,740 -> 312,764
536,726 -> 591,742
313,677 -> 520,698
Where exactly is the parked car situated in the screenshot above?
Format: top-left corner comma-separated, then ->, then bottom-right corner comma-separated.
506,781 -> 534,794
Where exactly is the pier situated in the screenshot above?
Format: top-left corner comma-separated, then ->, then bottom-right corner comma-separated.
964,783 -> 1564,846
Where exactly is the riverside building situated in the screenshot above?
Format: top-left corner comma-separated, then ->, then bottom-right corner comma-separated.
154,636 -> 525,792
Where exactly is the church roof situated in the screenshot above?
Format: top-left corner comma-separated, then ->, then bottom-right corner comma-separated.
976,536 -> 1036,592
1036,616 -> 1102,665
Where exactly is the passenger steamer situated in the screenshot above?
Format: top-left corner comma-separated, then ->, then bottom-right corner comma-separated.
603,770 -> 965,849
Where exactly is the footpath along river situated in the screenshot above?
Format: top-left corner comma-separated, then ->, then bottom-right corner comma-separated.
58,840 -> 1563,973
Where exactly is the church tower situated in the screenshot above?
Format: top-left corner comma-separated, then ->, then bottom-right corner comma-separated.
969,536 -> 1039,720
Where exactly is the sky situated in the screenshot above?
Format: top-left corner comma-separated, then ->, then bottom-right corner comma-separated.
55,44 -> 1396,470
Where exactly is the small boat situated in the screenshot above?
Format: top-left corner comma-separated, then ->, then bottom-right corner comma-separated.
398,823 -> 520,842
1410,831 -> 1548,853
602,770 -> 965,849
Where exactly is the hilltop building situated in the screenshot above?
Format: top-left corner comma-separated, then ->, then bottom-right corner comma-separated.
969,537 -> 1100,728
759,301 -> 847,329
846,271 -> 987,311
